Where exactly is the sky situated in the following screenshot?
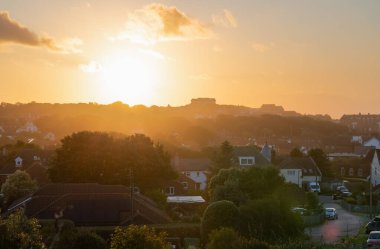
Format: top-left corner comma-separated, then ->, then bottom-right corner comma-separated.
0,0 -> 379,118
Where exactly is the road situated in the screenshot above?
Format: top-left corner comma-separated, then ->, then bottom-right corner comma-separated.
306,195 -> 370,243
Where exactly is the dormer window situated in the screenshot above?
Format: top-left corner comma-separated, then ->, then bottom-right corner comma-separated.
239,157 -> 255,166
15,156 -> 23,167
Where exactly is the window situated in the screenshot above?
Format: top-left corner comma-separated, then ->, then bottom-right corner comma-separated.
185,171 -> 190,177
196,172 -> 200,177
166,187 -> 175,195
287,170 -> 295,176
349,168 -> 354,176
181,182 -> 188,189
239,157 -> 255,166
340,167 -> 345,176
358,168 -> 363,177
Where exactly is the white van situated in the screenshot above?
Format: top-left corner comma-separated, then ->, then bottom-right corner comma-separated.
308,182 -> 321,193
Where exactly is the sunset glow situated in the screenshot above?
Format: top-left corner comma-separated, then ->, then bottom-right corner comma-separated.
0,1 -> 380,117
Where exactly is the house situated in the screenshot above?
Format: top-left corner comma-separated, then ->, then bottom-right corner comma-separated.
172,157 -> 211,191
6,183 -> 171,226
163,173 -> 199,196
367,149 -> 380,186
279,157 -> 322,189
364,137 -> 380,149
16,121 -> 38,133
233,146 -> 270,168
0,149 -> 53,185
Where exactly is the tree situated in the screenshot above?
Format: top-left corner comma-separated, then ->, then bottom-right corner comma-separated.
290,148 -> 304,158
308,148 -> 331,176
48,131 -> 177,191
210,141 -> 235,175
206,227 -> 241,249
201,200 -> 240,241
1,170 -> 37,205
206,227 -> 274,249
1,209 -> 46,249
239,198 -> 304,242
110,225 -> 170,249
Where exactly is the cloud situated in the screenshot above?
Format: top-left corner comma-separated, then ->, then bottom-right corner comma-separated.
79,61 -> 102,73
138,48 -> 166,60
0,11 -> 60,50
251,42 -> 275,53
112,3 -> 214,45
212,9 -> 238,28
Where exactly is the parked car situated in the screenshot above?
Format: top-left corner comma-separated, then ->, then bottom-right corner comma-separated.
325,208 -> 338,220
333,190 -> 352,200
366,221 -> 380,234
292,207 -> 307,216
367,231 -> 380,247
308,182 -> 321,193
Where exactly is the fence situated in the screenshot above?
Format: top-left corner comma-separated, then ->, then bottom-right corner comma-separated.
341,201 -> 380,214
302,213 -> 325,227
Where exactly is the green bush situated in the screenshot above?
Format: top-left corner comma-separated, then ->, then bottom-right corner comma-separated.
206,227 -> 241,249
110,225 -> 171,249
344,196 -> 357,205
239,198 -> 304,242
201,200 -> 239,241
71,230 -> 107,249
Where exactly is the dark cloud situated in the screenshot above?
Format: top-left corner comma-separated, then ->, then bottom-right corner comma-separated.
0,11 -> 60,50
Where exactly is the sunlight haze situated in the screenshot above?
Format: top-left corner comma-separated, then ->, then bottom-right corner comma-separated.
1,0 -> 379,118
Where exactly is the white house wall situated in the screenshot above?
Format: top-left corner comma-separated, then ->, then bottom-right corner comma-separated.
185,171 -> 207,190
280,169 -> 302,188
371,151 -> 380,186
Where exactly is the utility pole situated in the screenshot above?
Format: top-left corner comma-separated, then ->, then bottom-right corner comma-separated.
370,172 -> 373,219
130,168 -> 134,224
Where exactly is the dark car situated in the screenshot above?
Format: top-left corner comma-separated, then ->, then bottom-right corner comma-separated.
366,221 -> 380,234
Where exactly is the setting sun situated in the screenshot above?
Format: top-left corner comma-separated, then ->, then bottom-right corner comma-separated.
98,51 -> 159,105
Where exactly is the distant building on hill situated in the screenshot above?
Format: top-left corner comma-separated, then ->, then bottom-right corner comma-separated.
340,113 -> 380,133
190,98 -> 216,106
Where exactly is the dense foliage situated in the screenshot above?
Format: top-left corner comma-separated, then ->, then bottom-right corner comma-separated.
0,209 -> 46,249
201,200 -> 240,241
206,166 -> 306,244
1,170 -> 37,205
110,225 -> 171,249
48,131 -> 177,191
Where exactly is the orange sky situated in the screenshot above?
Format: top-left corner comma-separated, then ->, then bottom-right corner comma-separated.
0,1 -> 380,118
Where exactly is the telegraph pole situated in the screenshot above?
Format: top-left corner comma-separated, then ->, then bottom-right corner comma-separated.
130,168 -> 134,224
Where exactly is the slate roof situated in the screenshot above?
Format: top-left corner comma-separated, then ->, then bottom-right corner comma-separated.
233,146 -> 270,165
279,157 -> 322,176
172,158 -> 211,172
7,183 -> 171,226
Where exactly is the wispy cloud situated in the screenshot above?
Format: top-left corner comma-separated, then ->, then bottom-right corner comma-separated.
212,9 -> 238,28
0,11 -> 60,51
112,3 -> 214,45
79,61 -> 102,73
138,48 -> 166,60
251,42 -> 275,53
60,38 -> 83,54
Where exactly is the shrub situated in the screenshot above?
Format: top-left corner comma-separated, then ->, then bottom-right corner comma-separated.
201,200 -> 239,241
206,227 -> 241,249
71,230 -> 107,249
110,225 -> 170,249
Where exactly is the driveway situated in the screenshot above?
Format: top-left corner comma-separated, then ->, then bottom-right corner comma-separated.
306,195 -> 370,243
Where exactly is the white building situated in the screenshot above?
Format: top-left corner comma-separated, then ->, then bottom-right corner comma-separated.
16,122 -> 38,133
172,157 -> 211,191
364,137 -> 380,149
279,157 -> 322,189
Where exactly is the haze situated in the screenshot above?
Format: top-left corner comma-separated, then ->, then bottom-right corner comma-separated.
1,0 -> 379,118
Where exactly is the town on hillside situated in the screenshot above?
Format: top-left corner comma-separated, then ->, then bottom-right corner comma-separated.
1,100 -> 380,248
